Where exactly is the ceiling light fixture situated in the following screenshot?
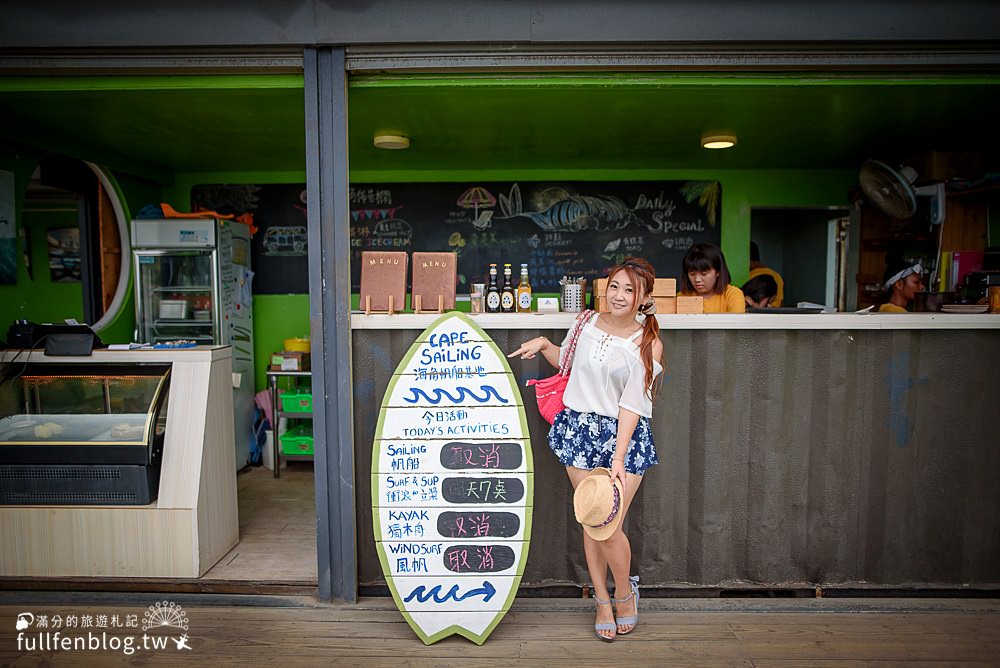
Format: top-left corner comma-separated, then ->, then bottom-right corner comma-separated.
701,134 -> 737,150
373,134 -> 410,150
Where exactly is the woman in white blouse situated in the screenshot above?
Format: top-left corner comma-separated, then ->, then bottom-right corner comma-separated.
509,257 -> 663,642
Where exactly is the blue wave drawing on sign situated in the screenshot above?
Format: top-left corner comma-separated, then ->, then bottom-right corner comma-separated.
402,385 -> 508,405
403,581 -> 497,604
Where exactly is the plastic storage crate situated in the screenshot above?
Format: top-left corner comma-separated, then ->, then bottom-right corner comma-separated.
279,391 -> 312,413
279,425 -> 314,456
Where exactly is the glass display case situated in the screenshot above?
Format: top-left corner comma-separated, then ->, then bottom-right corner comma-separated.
135,251 -> 217,345
0,363 -> 171,505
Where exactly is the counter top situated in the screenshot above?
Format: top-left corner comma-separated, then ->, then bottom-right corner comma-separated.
351,312 -> 1000,330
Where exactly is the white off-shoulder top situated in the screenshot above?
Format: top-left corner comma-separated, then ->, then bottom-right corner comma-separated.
560,320 -> 662,419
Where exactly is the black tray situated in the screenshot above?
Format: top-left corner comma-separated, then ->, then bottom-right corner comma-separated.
746,306 -> 824,314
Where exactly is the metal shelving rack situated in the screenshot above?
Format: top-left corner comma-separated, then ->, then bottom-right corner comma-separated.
265,369 -> 313,478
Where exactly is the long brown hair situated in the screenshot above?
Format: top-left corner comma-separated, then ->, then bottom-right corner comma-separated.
607,257 -> 662,399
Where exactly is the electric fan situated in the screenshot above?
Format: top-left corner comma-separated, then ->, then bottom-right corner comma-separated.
858,160 -> 945,225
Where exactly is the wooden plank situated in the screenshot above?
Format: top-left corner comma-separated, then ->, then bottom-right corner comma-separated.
4,602 -> 999,666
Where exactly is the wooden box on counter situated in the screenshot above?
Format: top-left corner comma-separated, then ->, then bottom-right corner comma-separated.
676,295 -> 704,314
594,277 -> 677,313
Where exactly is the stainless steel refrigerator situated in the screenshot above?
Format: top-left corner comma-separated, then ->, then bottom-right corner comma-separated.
131,218 -> 254,469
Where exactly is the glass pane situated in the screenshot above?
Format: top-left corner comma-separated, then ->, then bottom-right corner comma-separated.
0,365 -> 170,444
136,252 -> 215,344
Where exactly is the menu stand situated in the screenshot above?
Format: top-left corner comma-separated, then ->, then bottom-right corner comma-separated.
364,294 -> 398,315
412,293 -> 445,314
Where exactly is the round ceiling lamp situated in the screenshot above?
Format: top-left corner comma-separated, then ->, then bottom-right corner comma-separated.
373,134 -> 410,150
701,134 -> 737,150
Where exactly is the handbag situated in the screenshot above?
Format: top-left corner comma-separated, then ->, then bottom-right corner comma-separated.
526,309 -> 595,424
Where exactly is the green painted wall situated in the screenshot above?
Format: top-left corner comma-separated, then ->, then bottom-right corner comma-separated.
0,146 -> 88,336
169,167 -> 854,392
11,207 -> 84,327
0,143 -> 160,344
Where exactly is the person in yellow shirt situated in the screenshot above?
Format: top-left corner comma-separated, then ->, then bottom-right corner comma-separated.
679,243 -> 745,313
877,260 -> 925,313
748,242 -> 784,307
741,274 -> 779,309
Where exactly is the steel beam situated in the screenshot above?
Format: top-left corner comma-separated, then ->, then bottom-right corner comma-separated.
304,46 -> 356,603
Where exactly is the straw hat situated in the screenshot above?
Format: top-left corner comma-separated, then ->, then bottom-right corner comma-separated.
573,467 -> 625,541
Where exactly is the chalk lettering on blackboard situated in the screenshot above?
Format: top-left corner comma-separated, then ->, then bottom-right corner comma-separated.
444,545 -> 516,573
441,442 -> 522,470
349,187 -> 392,206
662,236 -> 696,251
403,580 -> 497,604
633,191 -> 677,217
372,217 -> 411,238
441,477 -> 524,504
438,511 -> 520,538
402,385 -> 508,406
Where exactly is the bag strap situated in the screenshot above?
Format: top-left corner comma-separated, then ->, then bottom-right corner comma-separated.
559,309 -> 596,376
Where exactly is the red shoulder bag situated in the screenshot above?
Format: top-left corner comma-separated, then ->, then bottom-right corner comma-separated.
526,309 -> 595,424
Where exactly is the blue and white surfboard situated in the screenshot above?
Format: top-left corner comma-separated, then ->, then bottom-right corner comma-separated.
372,311 -> 532,645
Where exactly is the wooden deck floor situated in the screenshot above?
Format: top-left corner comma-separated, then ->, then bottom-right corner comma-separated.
2,595 -> 998,666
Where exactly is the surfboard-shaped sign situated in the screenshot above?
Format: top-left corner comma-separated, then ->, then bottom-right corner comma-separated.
372,311 -> 532,645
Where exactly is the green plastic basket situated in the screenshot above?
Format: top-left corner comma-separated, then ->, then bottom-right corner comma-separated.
279,425 -> 314,456
280,391 -> 312,413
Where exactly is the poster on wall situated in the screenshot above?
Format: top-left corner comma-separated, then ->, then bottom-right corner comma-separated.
0,170 -> 15,284
47,227 -> 82,282
372,312 -> 532,645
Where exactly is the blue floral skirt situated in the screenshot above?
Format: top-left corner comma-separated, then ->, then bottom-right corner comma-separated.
548,408 -> 658,476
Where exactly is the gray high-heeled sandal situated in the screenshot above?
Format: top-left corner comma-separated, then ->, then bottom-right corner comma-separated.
593,595 -> 616,642
613,575 -> 640,634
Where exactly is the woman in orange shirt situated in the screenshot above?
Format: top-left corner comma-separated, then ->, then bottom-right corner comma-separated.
679,243 -> 745,313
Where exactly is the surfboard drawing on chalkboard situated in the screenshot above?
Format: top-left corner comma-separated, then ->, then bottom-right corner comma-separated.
372,312 -> 533,645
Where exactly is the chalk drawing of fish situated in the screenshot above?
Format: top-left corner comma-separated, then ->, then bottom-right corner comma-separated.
372,312 -> 532,645
502,193 -> 638,232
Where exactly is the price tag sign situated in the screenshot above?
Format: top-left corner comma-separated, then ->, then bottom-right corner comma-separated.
372,312 -> 532,645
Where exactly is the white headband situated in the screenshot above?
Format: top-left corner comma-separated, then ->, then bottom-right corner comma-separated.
884,263 -> 922,290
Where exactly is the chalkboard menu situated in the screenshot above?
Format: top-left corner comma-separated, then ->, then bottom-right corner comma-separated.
372,312 -> 532,645
192,180 -> 721,294
192,183 -> 309,295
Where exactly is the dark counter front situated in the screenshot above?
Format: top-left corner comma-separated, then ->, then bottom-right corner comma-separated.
353,326 -> 1000,591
